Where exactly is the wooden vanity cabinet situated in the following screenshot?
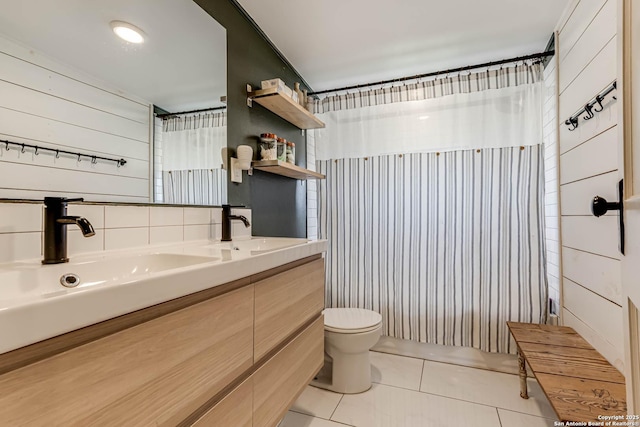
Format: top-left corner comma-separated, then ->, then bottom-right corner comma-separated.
254,257 -> 325,361
253,317 -> 324,427
192,376 -> 253,427
0,254 -> 325,427
194,318 -> 324,427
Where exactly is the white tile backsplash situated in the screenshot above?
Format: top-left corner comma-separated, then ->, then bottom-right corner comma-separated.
0,203 -> 248,263
0,203 -> 42,233
150,225 -> 183,245
211,208 -> 222,224
150,207 -> 183,227
67,204 -> 105,229
232,222 -> 252,239
212,223 -> 222,241
0,232 -> 41,263
104,206 -> 149,228
67,229 -> 105,256
104,227 -> 149,251
230,208 -> 252,238
184,208 -> 213,225
184,224 -> 210,241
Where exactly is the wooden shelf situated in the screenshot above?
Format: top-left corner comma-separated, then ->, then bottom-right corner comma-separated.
252,160 -> 325,180
247,86 -> 325,130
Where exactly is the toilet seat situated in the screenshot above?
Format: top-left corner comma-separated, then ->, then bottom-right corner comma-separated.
323,308 -> 382,334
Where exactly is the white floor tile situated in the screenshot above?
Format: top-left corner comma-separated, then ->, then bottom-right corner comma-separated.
370,351 -> 424,391
497,409 -> 557,426
373,336 -> 519,375
280,411 -> 353,427
331,383 -> 501,427
291,385 -> 343,419
420,360 -> 556,419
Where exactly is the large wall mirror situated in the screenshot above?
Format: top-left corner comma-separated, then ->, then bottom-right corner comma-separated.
0,0 -> 227,205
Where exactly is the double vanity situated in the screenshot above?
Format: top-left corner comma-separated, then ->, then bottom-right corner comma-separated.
0,236 -> 327,426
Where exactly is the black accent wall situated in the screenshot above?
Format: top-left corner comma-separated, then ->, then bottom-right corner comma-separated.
194,0 -> 311,238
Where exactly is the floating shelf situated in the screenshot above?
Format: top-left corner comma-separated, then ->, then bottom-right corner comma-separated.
247,86 -> 325,130
252,160 -> 325,180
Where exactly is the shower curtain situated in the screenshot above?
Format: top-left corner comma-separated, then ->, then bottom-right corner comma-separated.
160,111 -> 227,205
310,63 -> 547,353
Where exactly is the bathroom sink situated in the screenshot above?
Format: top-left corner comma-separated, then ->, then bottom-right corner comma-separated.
211,237 -> 309,255
0,253 -> 218,303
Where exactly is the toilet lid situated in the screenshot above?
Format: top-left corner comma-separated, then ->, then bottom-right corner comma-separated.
323,308 -> 382,334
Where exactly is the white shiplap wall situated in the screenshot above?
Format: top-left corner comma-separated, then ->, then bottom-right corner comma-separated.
543,52 -> 561,316
0,35 -> 151,203
557,0 -> 624,370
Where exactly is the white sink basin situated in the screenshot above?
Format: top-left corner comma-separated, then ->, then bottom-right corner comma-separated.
0,237 -> 327,356
211,237 -> 309,255
0,253 -> 218,303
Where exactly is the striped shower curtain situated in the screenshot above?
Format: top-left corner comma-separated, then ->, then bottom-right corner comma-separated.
163,168 -> 227,205
312,62 -> 547,353
318,146 -> 547,353
158,111 -> 227,205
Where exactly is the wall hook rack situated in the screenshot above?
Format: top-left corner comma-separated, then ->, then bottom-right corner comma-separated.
565,81 -> 616,131
0,139 -> 126,167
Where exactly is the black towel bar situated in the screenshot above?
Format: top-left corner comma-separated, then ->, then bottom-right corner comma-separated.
564,81 -> 616,131
1,139 -> 126,167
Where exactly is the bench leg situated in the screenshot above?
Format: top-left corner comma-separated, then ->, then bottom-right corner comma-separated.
517,348 -> 529,399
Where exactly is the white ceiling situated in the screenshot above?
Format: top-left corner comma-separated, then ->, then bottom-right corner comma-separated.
0,0 -> 226,112
237,0 -> 569,92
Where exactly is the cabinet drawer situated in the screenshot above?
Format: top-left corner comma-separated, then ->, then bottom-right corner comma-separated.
253,316 -> 324,427
254,258 -> 324,360
0,285 -> 254,426
192,376 -> 252,427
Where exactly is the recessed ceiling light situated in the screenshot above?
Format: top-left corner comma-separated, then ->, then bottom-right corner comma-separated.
110,21 -> 145,44
418,115 -> 430,120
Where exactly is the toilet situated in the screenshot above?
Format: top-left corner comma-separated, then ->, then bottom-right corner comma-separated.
311,308 -> 382,394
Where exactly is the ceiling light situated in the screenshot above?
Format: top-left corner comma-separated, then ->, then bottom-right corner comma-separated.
418,115 -> 430,120
110,21 -> 145,44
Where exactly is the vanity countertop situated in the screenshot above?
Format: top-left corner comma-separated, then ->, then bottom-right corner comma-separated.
0,237 -> 327,355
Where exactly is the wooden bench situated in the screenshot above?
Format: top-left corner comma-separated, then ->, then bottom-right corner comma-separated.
507,322 -> 627,423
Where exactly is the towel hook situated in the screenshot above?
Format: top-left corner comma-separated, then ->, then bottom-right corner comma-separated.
34,146 -> 39,155
5,142 -> 9,151
21,144 -> 25,153
565,116 -> 579,131
593,95 -> 605,112
91,156 -> 97,164
583,103 -> 595,120
77,153 -> 82,162
55,150 -> 60,159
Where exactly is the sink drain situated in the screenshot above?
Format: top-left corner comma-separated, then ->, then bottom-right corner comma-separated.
60,273 -> 81,288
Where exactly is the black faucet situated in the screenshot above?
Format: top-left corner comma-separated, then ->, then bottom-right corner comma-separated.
42,197 -> 95,264
221,204 -> 250,242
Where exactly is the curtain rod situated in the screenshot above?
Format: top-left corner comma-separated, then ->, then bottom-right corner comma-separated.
156,106 -> 226,119
308,50 -> 554,96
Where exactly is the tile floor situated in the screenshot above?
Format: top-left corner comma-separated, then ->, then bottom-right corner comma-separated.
279,350 -> 558,427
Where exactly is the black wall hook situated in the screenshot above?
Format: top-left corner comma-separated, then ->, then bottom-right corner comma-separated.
593,95 -> 605,112
565,80 -> 617,130
565,116 -> 579,131
583,103 -> 594,120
